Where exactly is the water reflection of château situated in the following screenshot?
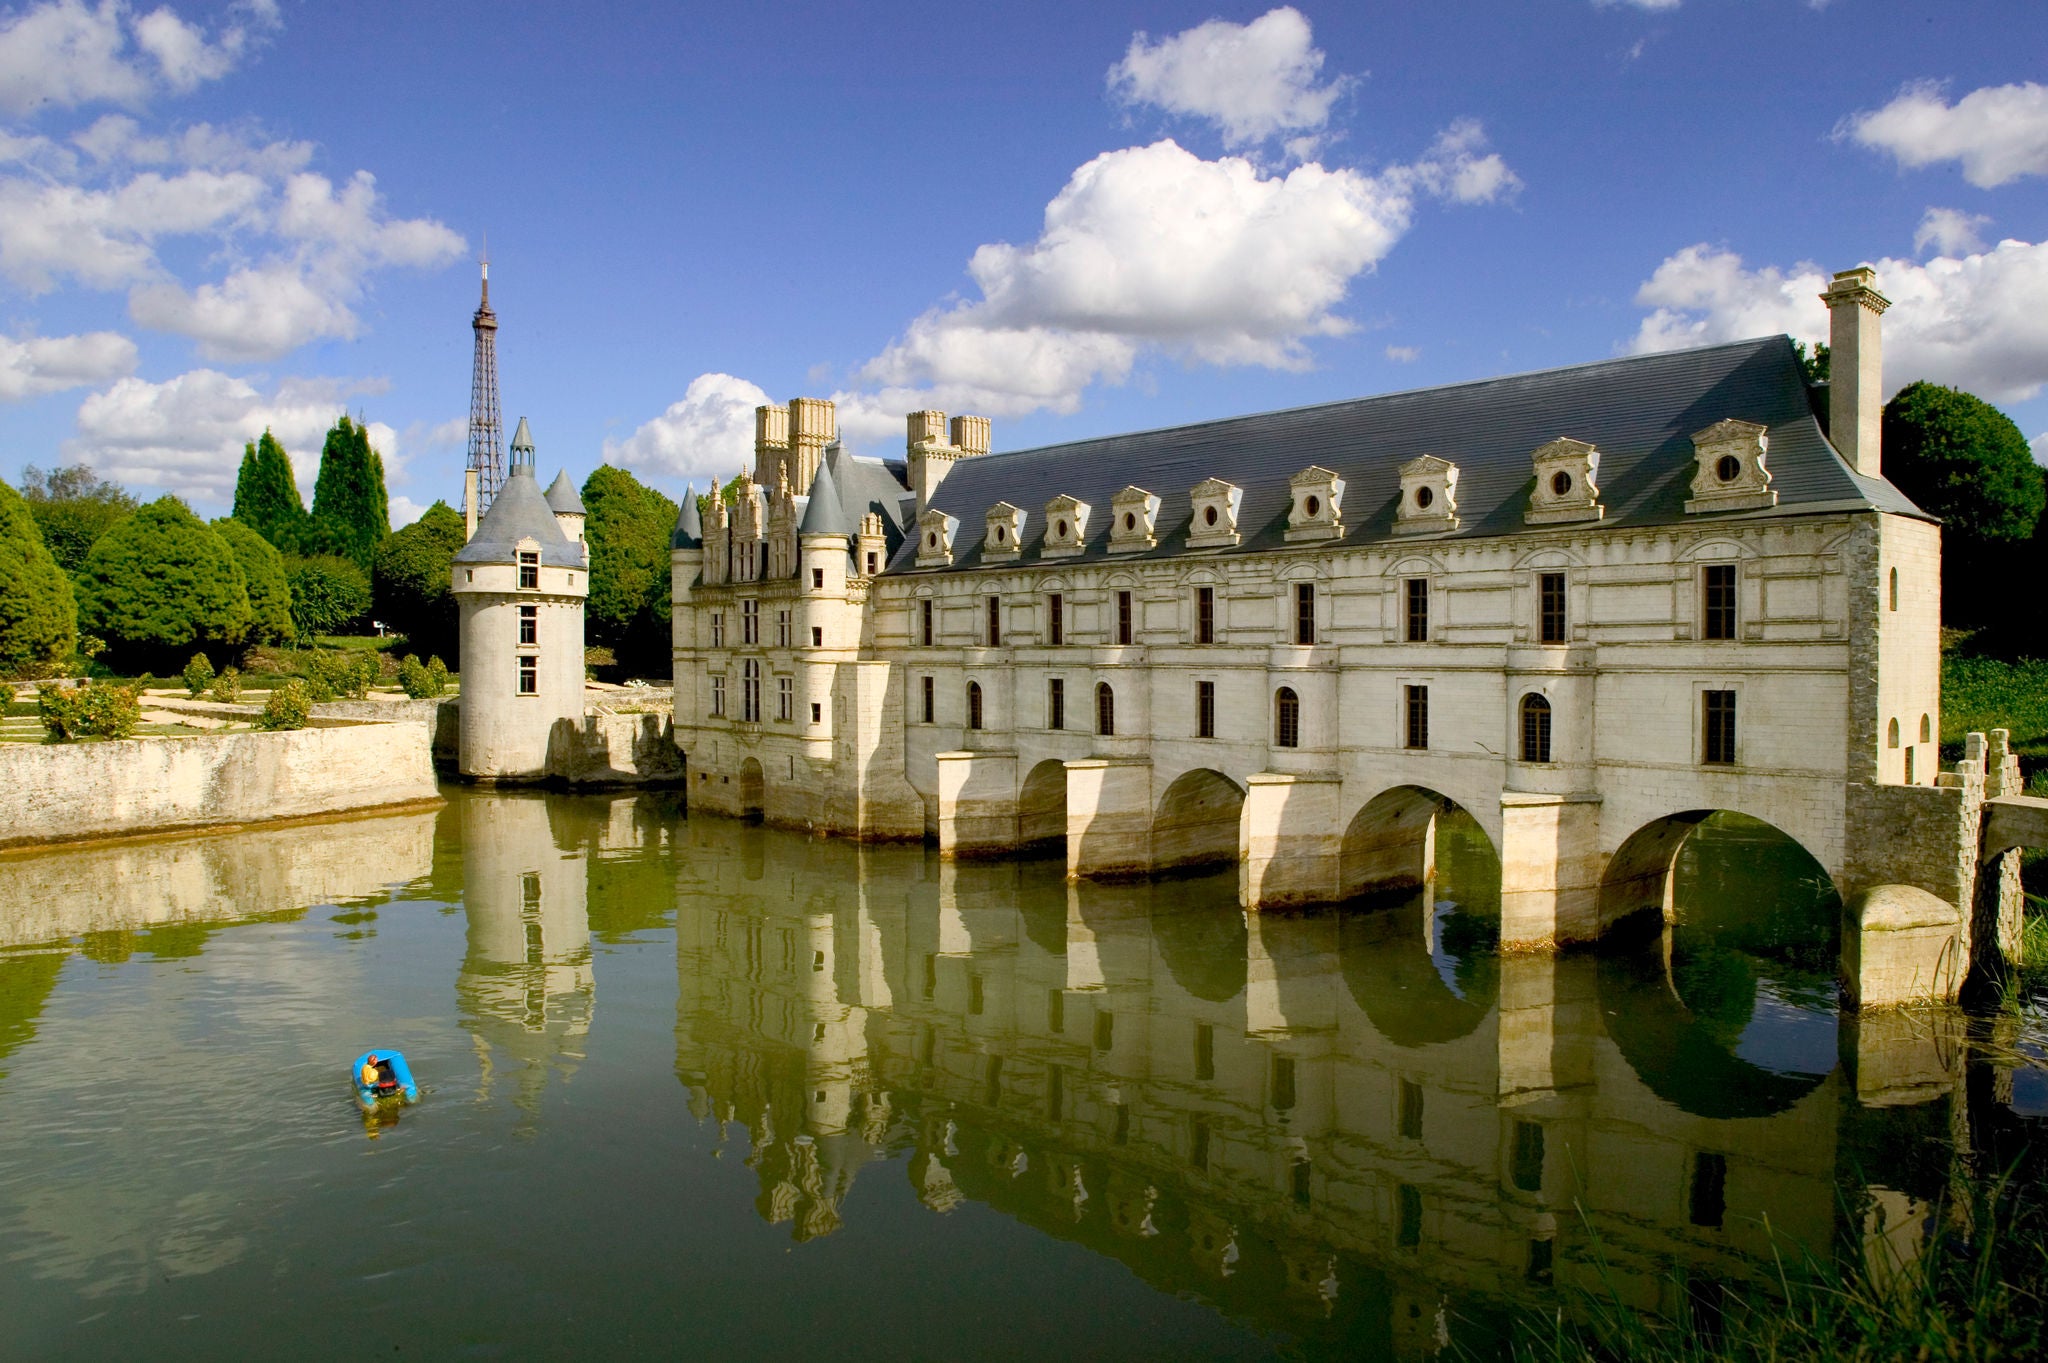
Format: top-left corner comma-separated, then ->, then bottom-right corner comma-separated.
670,817 -> 2012,1354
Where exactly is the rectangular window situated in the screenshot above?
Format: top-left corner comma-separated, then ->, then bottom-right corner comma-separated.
866,550 -> 878,576
920,597 -> 933,647
711,612 -> 724,648
984,1056 -> 1001,1106
518,604 -> 537,646
922,953 -> 936,1000
1194,1022 -> 1214,1081
811,567 -> 824,589
1046,1064 -> 1063,1121
1189,1117 -> 1210,1171
777,676 -> 793,722
810,702 -> 821,724
1048,593 -> 1064,645
1047,677 -> 1065,730
741,599 -> 759,645
517,550 -> 539,590
1094,1009 -> 1115,1052
1271,1055 -> 1296,1112
1116,590 -> 1133,645
1196,680 -> 1216,738
1539,571 -> 1567,643
921,675 -> 935,724
776,610 -> 790,648
1047,989 -> 1064,1034
1703,564 -> 1737,640
1398,1079 -> 1424,1140
1397,1184 -> 1423,1248
1703,689 -> 1737,764
1292,1159 -> 1312,1208
986,595 -> 1002,647
517,655 -> 537,695
1196,586 -> 1215,644
710,674 -> 726,717
1405,578 -> 1429,642
810,626 -> 822,647
1690,1152 -> 1728,1228
1511,1120 -> 1545,1193
742,659 -> 761,723
1295,582 -> 1316,645
968,974 -> 984,1015
1405,685 -> 1428,750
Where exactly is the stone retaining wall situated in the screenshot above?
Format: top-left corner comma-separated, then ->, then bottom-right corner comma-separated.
0,719 -> 439,849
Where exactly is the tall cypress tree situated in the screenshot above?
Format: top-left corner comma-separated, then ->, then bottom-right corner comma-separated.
232,430 -> 307,554
305,416 -> 391,571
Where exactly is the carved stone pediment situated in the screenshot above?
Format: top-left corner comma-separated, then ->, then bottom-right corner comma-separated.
1187,477 -> 1242,549
1109,485 -> 1161,553
1686,419 -> 1776,514
1395,455 -> 1459,535
1042,494 -> 1090,558
983,501 -> 1024,560
1285,466 -> 1346,543
915,507 -> 959,567
1526,437 -> 1603,525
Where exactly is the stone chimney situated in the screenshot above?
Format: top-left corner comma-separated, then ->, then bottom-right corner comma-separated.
755,403 -> 790,480
1821,266 -> 1890,479
908,410 -> 991,514
788,396 -> 835,493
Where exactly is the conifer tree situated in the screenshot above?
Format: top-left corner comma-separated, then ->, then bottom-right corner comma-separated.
211,518 -> 296,645
0,475 -> 79,676
305,416 -> 390,570
76,496 -> 252,668
232,430 -> 307,554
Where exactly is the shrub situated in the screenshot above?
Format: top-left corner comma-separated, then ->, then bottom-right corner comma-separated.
75,496 -> 251,669
209,667 -> 241,704
36,683 -> 81,740
211,518 -> 296,645
37,679 -> 140,740
303,649 -> 375,702
259,678 -> 312,731
427,655 -> 449,696
0,475 -> 79,678
285,554 -> 371,639
397,653 -> 450,699
182,652 -> 215,697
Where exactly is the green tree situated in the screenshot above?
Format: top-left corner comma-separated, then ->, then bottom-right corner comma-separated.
74,496 -> 251,669
230,431 -> 307,554
1793,340 -> 1830,385
583,465 -> 678,675
304,416 -> 390,569
1884,382 -> 2042,544
285,554 -> 371,639
211,518 -> 296,645
19,464 -> 137,576
0,475 -> 78,677
371,501 -> 465,662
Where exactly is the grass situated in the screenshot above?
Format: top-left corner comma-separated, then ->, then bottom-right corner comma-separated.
1941,653 -> 2048,769
1495,1180 -> 2048,1363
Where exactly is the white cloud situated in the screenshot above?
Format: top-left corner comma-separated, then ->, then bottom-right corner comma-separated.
2032,432 -> 2046,465
1594,0 -> 1682,9
1914,206 -> 1989,256
1107,7 -> 1350,151
1629,238 -> 2048,403
0,166 -> 266,290
837,127 -> 1514,435
67,368 -> 397,506
386,494 -> 426,529
0,327 -> 133,398
1843,80 -> 2048,189
1384,344 -> 1420,363
129,260 -> 356,359
0,0 -> 273,118
603,372 -> 770,484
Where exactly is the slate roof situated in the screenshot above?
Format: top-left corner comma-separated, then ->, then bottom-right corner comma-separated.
672,483 -> 703,549
886,335 -> 1930,575
454,467 -> 584,567
544,469 -> 585,515
799,457 -> 852,536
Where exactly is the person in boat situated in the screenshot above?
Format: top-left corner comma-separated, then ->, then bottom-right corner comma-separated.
360,1055 -> 399,1092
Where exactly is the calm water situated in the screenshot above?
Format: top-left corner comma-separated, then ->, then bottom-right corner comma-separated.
0,789 -> 2040,1361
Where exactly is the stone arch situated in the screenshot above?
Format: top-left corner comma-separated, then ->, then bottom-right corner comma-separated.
1600,809 -> 1840,941
1018,759 -> 1068,856
1339,785 -> 1499,901
1152,769 -> 1247,875
738,757 -> 765,822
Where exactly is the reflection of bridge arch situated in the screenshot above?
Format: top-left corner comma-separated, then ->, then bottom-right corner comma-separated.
1153,769 -> 1247,875
1340,892 -> 1499,1048
1340,785 -> 1498,901
1152,896 -> 1248,1004
1019,759 -> 1068,855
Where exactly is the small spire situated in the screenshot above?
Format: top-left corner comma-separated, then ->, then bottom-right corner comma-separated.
674,483 -> 703,549
510,416 -> 535,471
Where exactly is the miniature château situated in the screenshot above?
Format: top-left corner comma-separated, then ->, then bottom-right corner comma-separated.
455,417 -> 590,780
671,268 -> 2032,1005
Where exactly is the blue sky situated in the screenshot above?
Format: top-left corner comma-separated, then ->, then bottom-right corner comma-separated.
0,0 -> 2043,524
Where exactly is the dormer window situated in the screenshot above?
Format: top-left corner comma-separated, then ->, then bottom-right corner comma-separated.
1395,456 -> 1460,535
1526,438 -> 1603,524
1109,486 -> 1160,553
1285,466 -> 1345,543
984,501 -> 1024,561
1042,495 -> 1090,559
1187,477 -> 1242,549
517,549 -> 539,589
1686,419 -> 1776,514
916,507 -> 959,568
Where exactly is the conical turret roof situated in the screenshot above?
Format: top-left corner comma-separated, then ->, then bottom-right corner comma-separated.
454,466 -> 582,566
672,483 -> 703,549
798,457 -> 851,537
544,469 -> 585,515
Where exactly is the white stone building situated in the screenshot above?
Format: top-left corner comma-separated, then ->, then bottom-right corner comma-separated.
454,418 -> 591,780
672,269 -> 1979,974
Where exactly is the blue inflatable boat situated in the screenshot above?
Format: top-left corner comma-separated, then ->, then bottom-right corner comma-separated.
351,1050 -> 418,1108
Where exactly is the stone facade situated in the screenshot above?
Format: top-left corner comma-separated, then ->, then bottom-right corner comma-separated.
672,285 -> 2013,998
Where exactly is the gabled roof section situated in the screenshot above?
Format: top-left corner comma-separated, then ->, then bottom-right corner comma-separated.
672,483 -> 703,549
544,469 -> 585,515
454,467 -> 583,566
886,336 -> 1930,574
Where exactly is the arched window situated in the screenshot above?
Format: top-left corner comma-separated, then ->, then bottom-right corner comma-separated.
967,681 -> 984,731
1887,717 -> 1900,748
1519,694 -> 1552,763
1920,714 -> 1932,743
1096,683 -> 1115,736
1275,687 -> 1300,748
1905,747 -> 1916,785
1889,568 -> 1898,612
